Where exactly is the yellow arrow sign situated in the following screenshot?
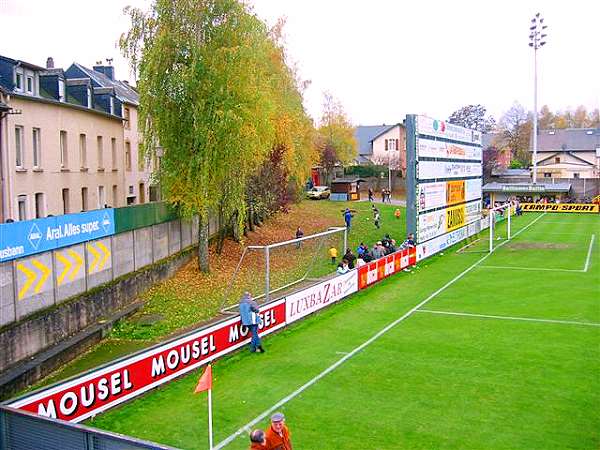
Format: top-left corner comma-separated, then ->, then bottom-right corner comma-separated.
96,241 -> 111,271
31,259 -> 50,294
68,249 -> 83,281
87,244 -> 100,274
56,251 -> 72,286
17,263 -> 36,300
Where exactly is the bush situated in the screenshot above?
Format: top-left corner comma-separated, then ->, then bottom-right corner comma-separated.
344,165 -> 388,178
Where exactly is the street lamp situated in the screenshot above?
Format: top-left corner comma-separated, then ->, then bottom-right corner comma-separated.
529,12 -> 548,184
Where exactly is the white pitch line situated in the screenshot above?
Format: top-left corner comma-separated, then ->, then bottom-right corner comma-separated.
583,234 -> 595,272
416,309 -> 600,328
214,213 -> 546,449
479,265 -> 583,273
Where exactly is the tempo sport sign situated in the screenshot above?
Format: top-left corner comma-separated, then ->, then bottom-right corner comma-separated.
521,203 -> 599,213
406,115 -> 483,257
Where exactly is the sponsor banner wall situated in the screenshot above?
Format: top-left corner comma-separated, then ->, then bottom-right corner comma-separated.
418,161 -> 482,180
358,248 -> 416,290
417,138 -> 482,160
418,200 -> 481,242
521,203 -> 599,213
416,116 -> 482,145
0,210 -> 115,263
286,270 -> 358,324
417,179 -> 482,213
8,300 -> 286,423
417,218 -> 484,261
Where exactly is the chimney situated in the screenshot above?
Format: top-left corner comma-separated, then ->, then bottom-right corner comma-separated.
46,57 -> 54,69
93,60 -> 115,81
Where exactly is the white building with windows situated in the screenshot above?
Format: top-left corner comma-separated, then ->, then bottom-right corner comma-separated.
0,55 -> 156,222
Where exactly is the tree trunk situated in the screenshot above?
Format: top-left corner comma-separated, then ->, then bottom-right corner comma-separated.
198,216 -> 210,273
216,207 -> 226,254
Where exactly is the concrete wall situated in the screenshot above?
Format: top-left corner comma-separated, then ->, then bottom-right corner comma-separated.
0,216 -> 213,332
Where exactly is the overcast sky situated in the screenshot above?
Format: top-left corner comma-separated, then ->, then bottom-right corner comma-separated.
1,0 -> 598,126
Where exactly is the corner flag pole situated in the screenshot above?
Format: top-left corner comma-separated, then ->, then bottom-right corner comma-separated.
208,387 -> 213,449
194,364 -> 214,449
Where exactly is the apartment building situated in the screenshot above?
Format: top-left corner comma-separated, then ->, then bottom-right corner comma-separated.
0,55 -> 155,222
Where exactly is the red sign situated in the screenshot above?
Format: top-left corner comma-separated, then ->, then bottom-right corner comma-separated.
8,300 -> 286,423
358,248 -> 416,290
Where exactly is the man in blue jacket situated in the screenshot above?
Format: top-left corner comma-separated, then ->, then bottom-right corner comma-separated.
239,292 -> 265,353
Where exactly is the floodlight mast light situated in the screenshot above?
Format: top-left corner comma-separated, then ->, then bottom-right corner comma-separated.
529,12 -> 548,184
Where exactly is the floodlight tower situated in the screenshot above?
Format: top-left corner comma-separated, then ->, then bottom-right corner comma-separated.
529,12 -> 548,184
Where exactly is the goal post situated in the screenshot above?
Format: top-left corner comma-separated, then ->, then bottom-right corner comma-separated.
488,202 -> 513,253
220,226 -> 347,313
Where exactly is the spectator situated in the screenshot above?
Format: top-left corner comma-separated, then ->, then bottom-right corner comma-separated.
372,242 -> 384,259
337,259 -> 349,274
368,187 -> 374,202
362,246 -> 373,263
381,188 -> 386,202
239,292 -> 264,354
402,233 -> 416,248
344,249 -> 356,269
373,207 -> 381,229
329,245 -> 338,264
356,242 -> 365,257
342,208 -> 354,229
394,208 -> 401,220
356,256 -> 366,267
250,430 -> 266,449
295,227 -> 304,249
265,412 -> 292,450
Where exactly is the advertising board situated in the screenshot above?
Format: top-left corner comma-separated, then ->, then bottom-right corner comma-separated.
0,210 -> 115,263
418,209 -> 446,241
357,248 -> 416,290
417,200 -> 481,242
417,179 -> 481,213
521,203 -> 599,213
285,270 -> 358,324
417,138 -> 482,160
418,161 -> 482,180
8,300 -> 286,422
416,116 -> 482,145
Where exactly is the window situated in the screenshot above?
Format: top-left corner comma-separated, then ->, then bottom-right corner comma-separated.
58,79 -> 65,101
32,128 -> 41,168
124,107 -> 130,129
555,157 -> 560,164
98,185 -> 105,208
384,139 -> 388,151
26,77 -> 33,93
111,138 -> 117,169
573,173 -> 580,179
97,136 -> 104,169
34,193 -> 44,218
17,195 -> 27,221
87,87 -> 92,108
79,134 -> 87,168
125,141 -> 132,171
81,187 -> 88,211
62,188 -> 70,214
139,183 -> 145,203
15,72 -> 23,90
544,173 -> 552,178
60,131 -> 68,168
15,126 -> 24,167
138,151 -> 145,172
112,185 -> 118,207
149,186 -> 159,202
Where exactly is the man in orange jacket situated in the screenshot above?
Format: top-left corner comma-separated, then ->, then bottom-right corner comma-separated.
264,412 -> 293,450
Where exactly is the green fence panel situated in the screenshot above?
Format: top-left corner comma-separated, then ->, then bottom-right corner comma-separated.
114,203 -> 179,234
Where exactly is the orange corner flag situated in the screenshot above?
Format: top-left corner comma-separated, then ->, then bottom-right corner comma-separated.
194,364 -> 212,393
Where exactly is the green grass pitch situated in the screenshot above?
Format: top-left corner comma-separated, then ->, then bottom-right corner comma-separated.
88,212 -> 599,450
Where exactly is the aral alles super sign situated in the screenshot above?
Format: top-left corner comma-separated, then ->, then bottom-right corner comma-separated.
0,209 -> 115,263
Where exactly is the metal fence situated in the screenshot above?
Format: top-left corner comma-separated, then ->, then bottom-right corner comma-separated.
0,406 -> 178,450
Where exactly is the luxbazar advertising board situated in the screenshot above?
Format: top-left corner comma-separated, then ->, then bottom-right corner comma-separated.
0,209 -> 115,263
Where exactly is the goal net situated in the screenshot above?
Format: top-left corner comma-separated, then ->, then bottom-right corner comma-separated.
487,202 -> 514,252
220,226 -> 347,313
